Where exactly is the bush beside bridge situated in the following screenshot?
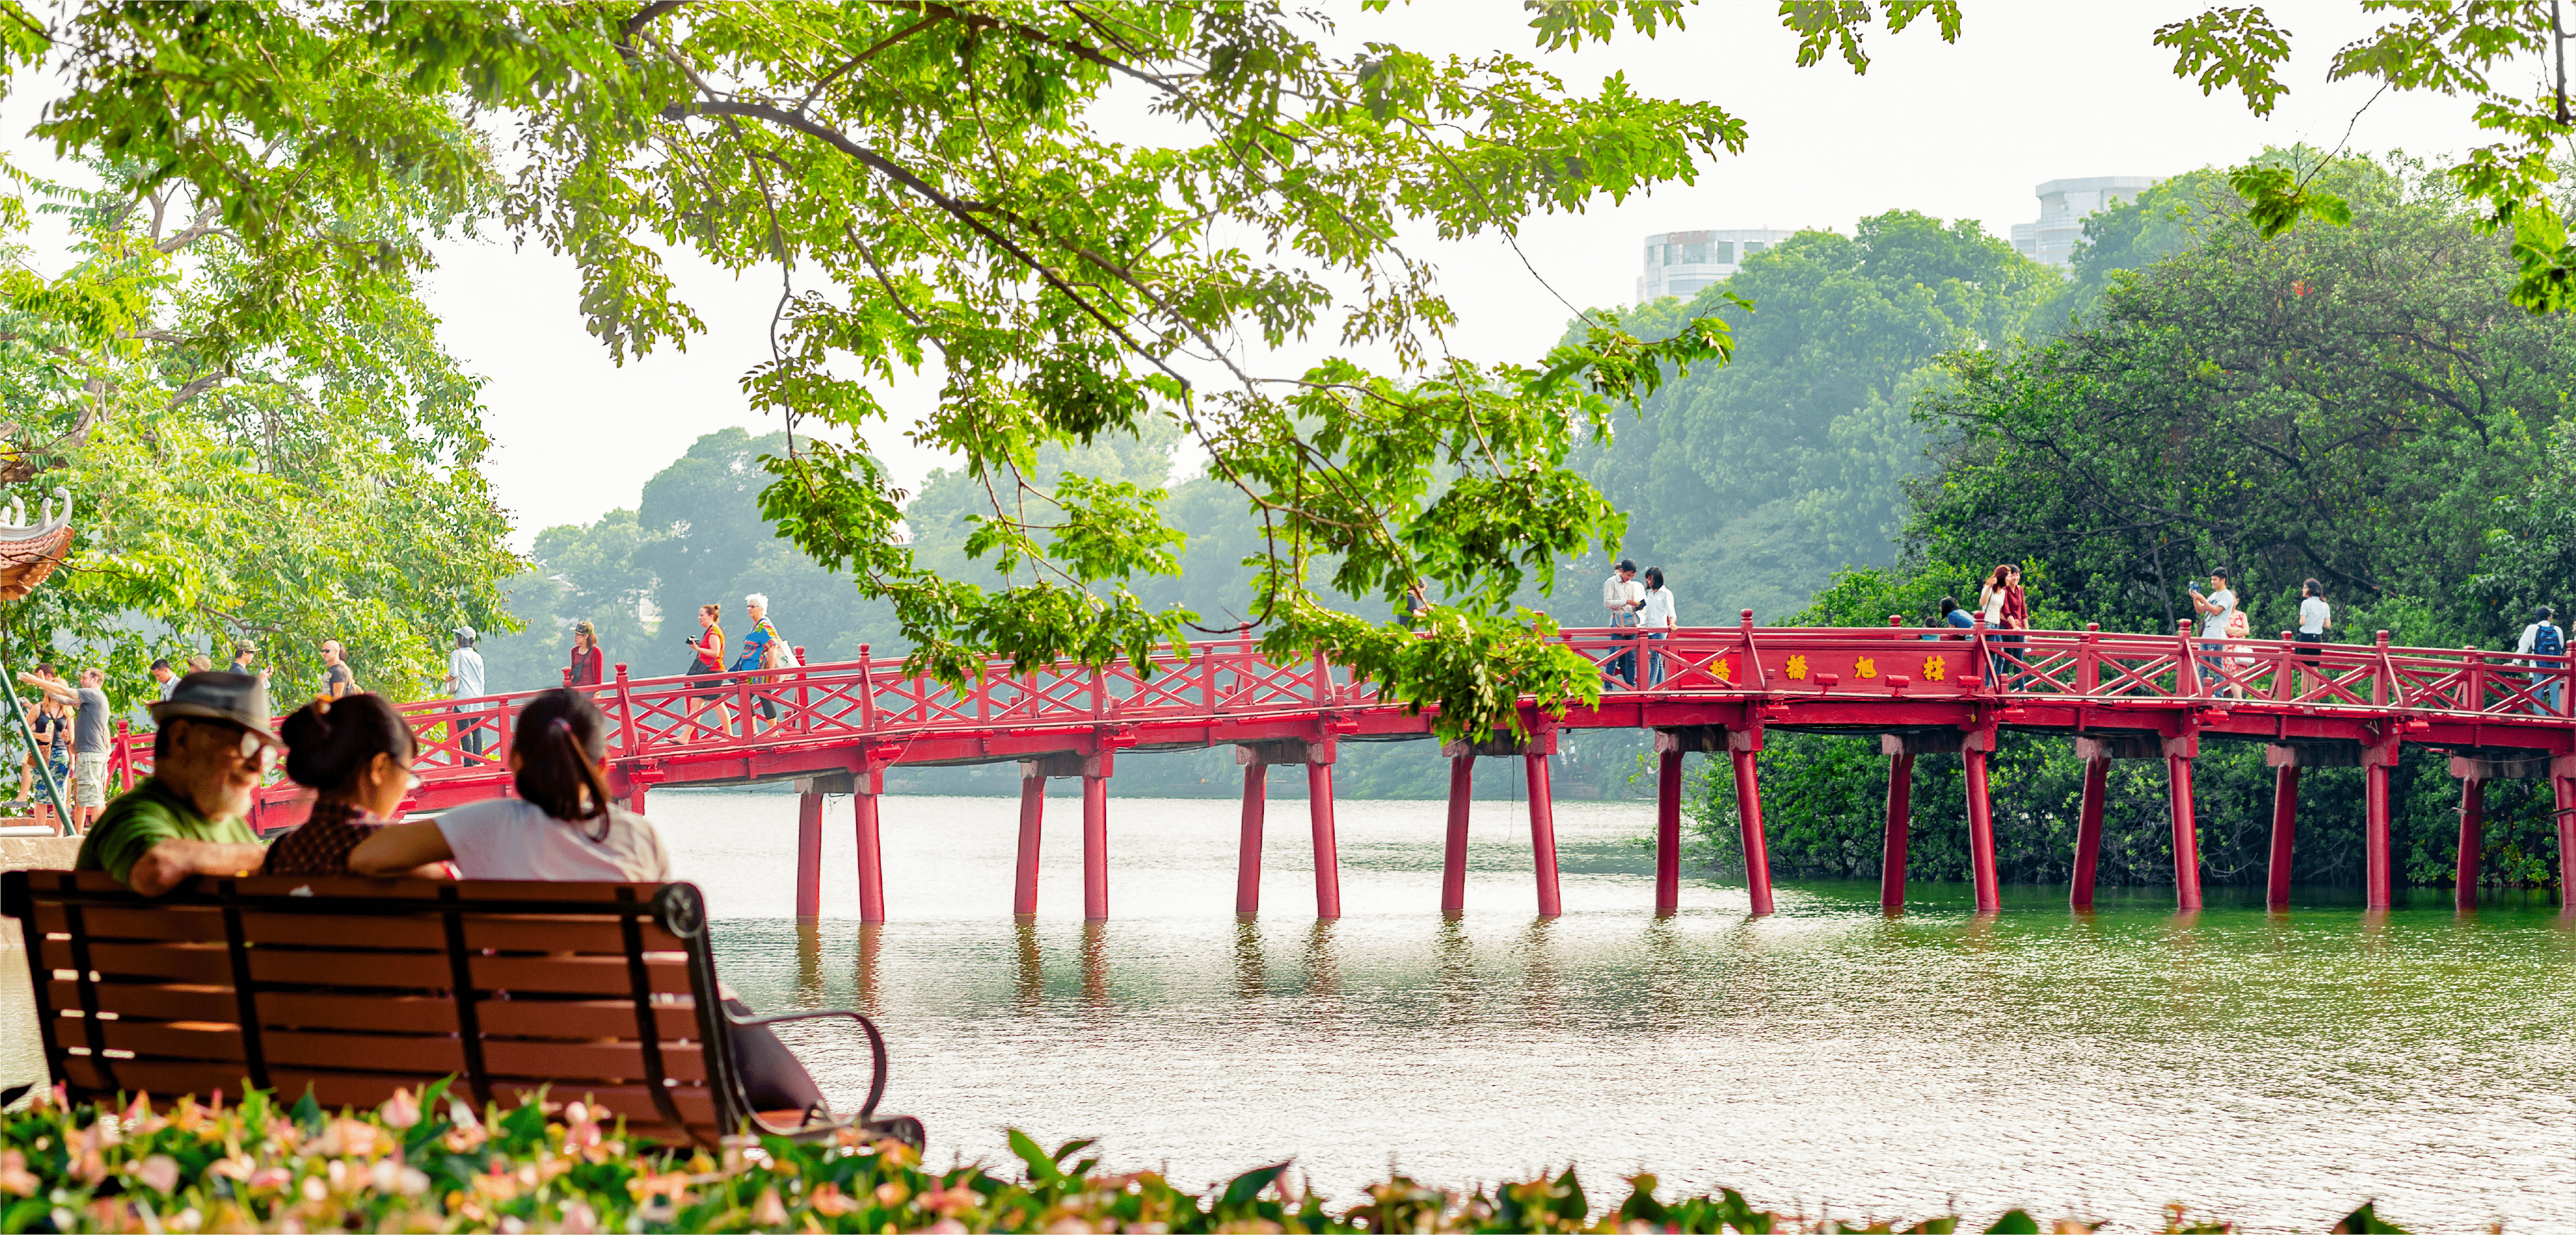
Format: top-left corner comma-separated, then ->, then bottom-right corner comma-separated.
0,1081 -> 2421,1233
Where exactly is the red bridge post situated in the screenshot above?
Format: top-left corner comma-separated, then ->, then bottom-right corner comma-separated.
2557,758 -> 2576,909
1443,751 -> 1473,916
1235,754 -> 1265,915
1082,766 -> 1109,920
854,763 -> 887,925
1308,755 -> 1341,919
2167,738 -> 2202,911
2071,752 -> 2107,910
794,786 -> 825,919
1729,726 -> 1773,917
2454,773 -> 2484,911
2267,760 -> 2300,909
1881,750 -> 1913,913
1963,740 -> 1998,914
1013,764 -> 1046,916
1655,745 -> 1684,916
2365,735 -> 2398,911
1526,740 -> 1562,918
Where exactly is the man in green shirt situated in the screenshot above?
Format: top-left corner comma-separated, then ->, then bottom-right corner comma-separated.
75,671 -> 279,894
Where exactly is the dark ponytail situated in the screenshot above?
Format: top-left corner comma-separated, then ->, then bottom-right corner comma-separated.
512,687 -> 616,831
281,694 -> 417,795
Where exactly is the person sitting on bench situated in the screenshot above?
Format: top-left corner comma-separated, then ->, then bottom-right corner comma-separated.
75,672 -> 277,895
348,687 -> 827,1117
261,693 -> 449,878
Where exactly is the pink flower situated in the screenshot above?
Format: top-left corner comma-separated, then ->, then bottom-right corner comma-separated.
0,1150 -> 38,1196
378,1088 -> 420,1129
135,1155 -> 180,1194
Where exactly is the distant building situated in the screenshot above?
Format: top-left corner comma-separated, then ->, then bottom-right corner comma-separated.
1635,229 -> 1796,303
2009,176 -> 2159,267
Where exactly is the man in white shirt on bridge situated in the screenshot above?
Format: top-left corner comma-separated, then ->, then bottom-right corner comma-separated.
1602,558 -> 1643,686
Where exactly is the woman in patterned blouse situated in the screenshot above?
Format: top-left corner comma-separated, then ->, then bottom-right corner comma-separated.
260,694 -> 438,878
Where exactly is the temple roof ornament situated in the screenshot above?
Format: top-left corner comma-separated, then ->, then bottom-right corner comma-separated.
0,487 -> 75,600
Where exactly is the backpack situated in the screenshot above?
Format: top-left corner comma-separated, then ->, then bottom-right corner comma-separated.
2537,622 -> 2565,659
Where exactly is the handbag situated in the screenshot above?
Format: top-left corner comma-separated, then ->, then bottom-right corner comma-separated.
763,635 -> 800,671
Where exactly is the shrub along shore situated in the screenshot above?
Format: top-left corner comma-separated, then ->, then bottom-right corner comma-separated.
0,1082 -> 2416,1233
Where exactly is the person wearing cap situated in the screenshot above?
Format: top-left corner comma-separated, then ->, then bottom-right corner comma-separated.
447,626 -> 489,758
567,620 -> 603,688
73,672 -> 277,896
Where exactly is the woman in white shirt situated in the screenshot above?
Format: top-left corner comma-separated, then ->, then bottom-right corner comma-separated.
350,688 -> 822,1117
1638,566 -> 1677,685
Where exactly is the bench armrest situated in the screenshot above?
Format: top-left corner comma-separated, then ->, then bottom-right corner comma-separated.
721,1006 -> 888,1118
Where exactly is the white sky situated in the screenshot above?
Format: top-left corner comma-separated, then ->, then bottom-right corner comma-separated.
410,1 -> 2484,547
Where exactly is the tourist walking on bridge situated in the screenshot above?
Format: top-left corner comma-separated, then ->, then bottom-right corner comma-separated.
2190,571 -> 2237,692
148,658 -> 177,701
733,594 -> 789,735
447,627 -> 488,759
568,620 -> 603,688
1639,566 -> 1676,685
2517,605 -> 2565,715
319,639 -> 355,700
685,603 -> 734,741
2297,579 -> 2330,661
1602,558 -> 1643,686
26,666 -> 113,832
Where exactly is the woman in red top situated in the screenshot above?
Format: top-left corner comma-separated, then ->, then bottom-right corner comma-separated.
685,603 -> 733,742
568,620 -> 604,688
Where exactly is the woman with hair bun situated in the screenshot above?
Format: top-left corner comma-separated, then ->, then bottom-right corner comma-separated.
348,687 -> 822,1114
350,687 -> 666,880
261,694 -> 438,877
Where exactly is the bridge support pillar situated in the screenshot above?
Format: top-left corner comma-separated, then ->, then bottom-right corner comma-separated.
2268,765 -> 2300,909
1963,746 -> 1998,914
1308,761 -> 1341,919
1240,739 -> 1340,919
2167,748 -> 2202,912
1655,748 -> 1684,917
1443,755 -> 1472,916
2365,739 -> 2401,910
1236,762 -> 1265,916
1013,771 -> 1046,916
1528,751 -> 1563,918
1729,728 -> 1774,918
1881,753 -> 1913,914
2558,763 -> 2576,911
794,789 -> 825,921
2072,756 -> 2108,911
2455,775 -> 2485,911
854,780 -> 885,925
1082,773 -> 1109,920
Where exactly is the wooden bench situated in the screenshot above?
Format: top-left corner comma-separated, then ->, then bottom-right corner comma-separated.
3,870 -> 923,1149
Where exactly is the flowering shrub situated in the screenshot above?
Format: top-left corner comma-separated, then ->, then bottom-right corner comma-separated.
0,1081 -> 2407,1232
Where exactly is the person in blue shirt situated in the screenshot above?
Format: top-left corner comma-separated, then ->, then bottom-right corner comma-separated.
731,593 -> 787,735
1942,596 -> 1975,636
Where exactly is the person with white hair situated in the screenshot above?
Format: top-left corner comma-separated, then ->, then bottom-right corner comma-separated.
729,592 -> 793,735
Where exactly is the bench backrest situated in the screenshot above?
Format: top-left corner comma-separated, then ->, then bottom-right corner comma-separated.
3,870 -> 755,1146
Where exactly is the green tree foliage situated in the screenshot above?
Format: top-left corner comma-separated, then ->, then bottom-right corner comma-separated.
1911,158 -> 2573,643
1565,211 -> 2056,621
22,0 -> 1988,742
480,429 -> 897,694
0,152 -> 516,704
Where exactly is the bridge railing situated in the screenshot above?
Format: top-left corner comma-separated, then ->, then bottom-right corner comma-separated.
108,624 -> 2574,809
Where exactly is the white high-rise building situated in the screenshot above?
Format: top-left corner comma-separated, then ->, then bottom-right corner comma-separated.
2009,176 -> 2159,267
1635,229 -> 1796,303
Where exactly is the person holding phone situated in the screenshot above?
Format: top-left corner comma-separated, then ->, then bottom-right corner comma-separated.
2189,570 -> 2237,693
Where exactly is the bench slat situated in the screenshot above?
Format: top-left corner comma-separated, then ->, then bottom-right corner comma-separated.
90,1019 -> 245,1063
46,981 -> 237,1024
263,1032 -> 469,1075
245,950 -> 454,988
462,916 -> 688,954
478,998 -> 698,1039
471,954 -> 693,995
483,1038 -> 708,1083
73,941 -> 236,984
258,992 -> 462,1035
28,903 -> 228,943
237,912 -> 447,950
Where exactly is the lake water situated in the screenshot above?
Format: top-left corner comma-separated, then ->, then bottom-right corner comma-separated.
12,787 -> 2576,1231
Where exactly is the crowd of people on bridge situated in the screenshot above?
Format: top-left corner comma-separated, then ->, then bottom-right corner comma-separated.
1586,560 -> 2568,713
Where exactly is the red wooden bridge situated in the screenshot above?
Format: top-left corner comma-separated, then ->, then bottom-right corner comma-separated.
109,614 -> 2576,918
